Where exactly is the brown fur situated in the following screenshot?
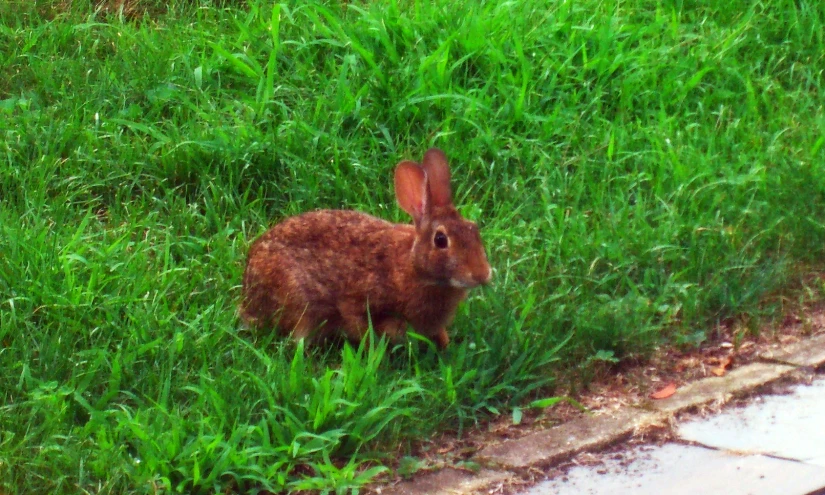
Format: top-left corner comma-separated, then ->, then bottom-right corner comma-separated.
240,148 -> 492,349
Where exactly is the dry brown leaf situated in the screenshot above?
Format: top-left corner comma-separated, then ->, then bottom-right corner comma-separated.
650,382 -> 677,400
710,355 -> 734,376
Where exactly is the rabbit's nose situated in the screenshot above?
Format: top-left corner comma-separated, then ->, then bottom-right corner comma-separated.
476,264 -> 493,285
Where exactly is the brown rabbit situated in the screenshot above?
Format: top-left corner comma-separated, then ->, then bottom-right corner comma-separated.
240,148 -> 492,349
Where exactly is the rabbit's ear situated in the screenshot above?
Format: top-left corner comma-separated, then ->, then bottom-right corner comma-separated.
395,160 -> 428,223
422,148 -> 453,207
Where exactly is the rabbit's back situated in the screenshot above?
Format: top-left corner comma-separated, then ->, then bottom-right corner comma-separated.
240,209 -> 411,336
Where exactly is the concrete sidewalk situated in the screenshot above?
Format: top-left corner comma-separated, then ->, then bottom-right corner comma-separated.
521,377 -> 825,495
383,332 -> 825,495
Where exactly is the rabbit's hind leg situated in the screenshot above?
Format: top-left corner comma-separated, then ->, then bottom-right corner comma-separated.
336,300 -> 370,343
280,302 -> 322,341
375,317 -> 407,345
336,301 -> 410,347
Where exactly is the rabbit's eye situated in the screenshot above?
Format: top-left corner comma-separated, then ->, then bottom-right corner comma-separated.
434,231 -> 449,249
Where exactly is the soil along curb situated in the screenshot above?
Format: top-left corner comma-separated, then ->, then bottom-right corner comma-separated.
645,362 -> 797,414
380,332 -> 825,495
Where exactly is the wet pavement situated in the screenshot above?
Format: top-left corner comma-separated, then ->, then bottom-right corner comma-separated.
521,377 -> 825,495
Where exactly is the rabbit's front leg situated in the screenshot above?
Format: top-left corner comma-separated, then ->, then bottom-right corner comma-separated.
433,328 -> 449,349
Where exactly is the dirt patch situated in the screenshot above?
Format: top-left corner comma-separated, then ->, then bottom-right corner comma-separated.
487,301 -> 825,441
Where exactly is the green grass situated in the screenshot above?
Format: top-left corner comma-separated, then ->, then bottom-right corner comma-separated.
1,0 -> 824,492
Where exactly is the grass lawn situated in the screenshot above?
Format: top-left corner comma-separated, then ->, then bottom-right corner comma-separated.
1,0 -> 824,492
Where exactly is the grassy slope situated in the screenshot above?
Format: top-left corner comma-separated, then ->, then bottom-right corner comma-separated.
1,0 -> 824,492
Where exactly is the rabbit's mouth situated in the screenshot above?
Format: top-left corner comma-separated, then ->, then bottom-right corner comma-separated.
448,263 -> 493,288
449,277 -> 482,289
